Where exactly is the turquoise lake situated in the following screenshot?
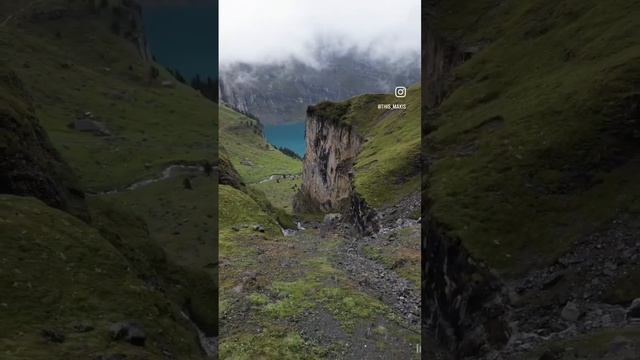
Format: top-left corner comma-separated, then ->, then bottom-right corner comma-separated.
264,122 -> 306,157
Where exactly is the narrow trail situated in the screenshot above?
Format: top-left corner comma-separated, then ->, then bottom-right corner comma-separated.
88,164 -> 203,196
257,173 -> 301,184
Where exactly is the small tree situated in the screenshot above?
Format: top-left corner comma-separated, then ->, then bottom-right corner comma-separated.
175,70 -> 186,84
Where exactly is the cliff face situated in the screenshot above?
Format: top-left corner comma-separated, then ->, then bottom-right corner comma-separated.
294,105 -> 363,213
422,22 -> 465,109
295,85 -> 421,235
0,67 -> 89,221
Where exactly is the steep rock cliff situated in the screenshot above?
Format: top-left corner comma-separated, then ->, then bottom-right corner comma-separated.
295,86 -> 421,235
0,66 -> 89,221
294,103 -> 363,213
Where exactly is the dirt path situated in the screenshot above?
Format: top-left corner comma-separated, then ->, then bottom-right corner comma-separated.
220,210 -> 422,359
89,164 -> 203,196
257,173 -> 301,184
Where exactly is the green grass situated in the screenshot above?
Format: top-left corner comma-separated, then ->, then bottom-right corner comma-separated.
263,280 -> 317,318
220,326 -> 326,360
219,105 -> 301,184
250,255 -> 392,333
427,0 -> 640,274
218,184 -> 282,257
252,177 -> 302,214
0,195 -> 206,359
1,1 -> 219,351
99,174 -> 217,275
0,1 -> 216,191
352,86 -> 421,208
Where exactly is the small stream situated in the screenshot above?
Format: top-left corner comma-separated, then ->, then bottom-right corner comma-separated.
180,311 -> 217,358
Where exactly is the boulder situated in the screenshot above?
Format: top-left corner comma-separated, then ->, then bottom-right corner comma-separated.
627,298 -> 640,319
109,321 -> 146,346
323,213 -> 342,224
561,301 -> 581,322
73,118 -> 111,136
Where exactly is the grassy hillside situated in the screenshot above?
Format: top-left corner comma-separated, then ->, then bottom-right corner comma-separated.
1,1 -> 218,357
427,0 -> 640,274
0,0 -> 216,192
219,104 -> 301,184
0,195 -> 212,359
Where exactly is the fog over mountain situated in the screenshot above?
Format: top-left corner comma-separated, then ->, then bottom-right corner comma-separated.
219,0 -> 421,124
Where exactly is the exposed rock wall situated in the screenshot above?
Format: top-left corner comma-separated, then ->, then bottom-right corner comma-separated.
294,108 -> 362,213
423,21 -> 466,109
0,67 -> 89,221
424,217 -> 510,357
119,0 -> 151,61
349,192 -> 379,235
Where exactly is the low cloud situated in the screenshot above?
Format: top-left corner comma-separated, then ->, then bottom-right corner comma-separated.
220,0 -> 420,67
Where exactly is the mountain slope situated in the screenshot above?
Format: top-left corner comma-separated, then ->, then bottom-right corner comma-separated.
219,104 -> 301,184
219,53 -> 420,124
0,195 -> 211,360
423,0 -> 640,358
0,0 -> 215,192
218,101 -> 422,359
1,1 -> 217,358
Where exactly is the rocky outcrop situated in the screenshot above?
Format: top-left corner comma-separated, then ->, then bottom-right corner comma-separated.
294,103 -> 363,213
423,21 -> 465,109
218,151 -> 245,190
424,217 -> 510,358
112,0 -> 151,61
0,67 -> 89,221
294,101 -> 382,235
350,192 -> 379,235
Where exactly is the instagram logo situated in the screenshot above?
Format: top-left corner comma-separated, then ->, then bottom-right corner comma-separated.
395,86 -> 407,98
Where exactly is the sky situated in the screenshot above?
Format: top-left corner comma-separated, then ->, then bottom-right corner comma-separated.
141,1 -> 218,79
219,0 -> 421,67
